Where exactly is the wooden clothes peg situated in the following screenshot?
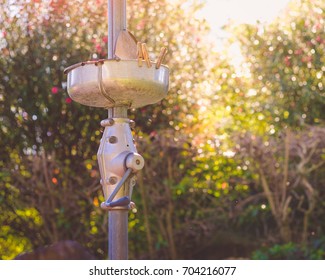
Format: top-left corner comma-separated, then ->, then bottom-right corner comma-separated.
155,47 -> 168,69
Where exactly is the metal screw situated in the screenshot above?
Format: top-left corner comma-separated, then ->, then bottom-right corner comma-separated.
135,159 -> 141,165
109,136 -> 118,144
108,176 -> 118,185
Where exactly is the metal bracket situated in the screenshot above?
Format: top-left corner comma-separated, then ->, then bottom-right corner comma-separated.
100,152 -> 144,210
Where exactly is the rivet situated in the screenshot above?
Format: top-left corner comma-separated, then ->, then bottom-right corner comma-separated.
109,136 -> 118,144
108,177 -> 118,185
136,159 -> 141,165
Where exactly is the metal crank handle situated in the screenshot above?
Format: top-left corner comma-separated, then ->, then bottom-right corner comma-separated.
100,153 -> 144,210
101,168 -> 132,209
105,196 -> 131,208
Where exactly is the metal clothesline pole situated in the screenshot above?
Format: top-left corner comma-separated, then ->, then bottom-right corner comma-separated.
65,0 -> 169,262
108,0 -> 126,59
107,0 -> 128,260
105,109 -> 129,261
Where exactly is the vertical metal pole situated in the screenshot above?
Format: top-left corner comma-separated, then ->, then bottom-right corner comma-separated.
109,211 -> 129,259
107,106 -> 129,260
108,0 -> 127,59
107,0 -> 128,260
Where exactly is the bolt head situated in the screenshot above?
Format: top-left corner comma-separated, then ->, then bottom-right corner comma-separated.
108,176 -> 118,185
109,136 -> 118,144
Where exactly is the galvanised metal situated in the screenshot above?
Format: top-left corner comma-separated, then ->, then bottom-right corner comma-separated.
97,107 -> 144,259
65,60 -> 169,109
108,0 -> 126,59
97,107 -> 141,206
64,0 -> 169,260
109,211 -> 128,259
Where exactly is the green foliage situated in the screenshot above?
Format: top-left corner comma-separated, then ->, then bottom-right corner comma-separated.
232,0 -> 325,128
0,0 -> 116,259
228,0 -> 325,245
252,238 -> 325,260
0,0 -> 227,259
0,226 -> 32,260
0,0 -> 325,260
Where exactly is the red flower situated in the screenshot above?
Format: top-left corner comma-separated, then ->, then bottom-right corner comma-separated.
301,56 -> 312,63
51,87 -> 59,94
284,56 -> 291,67
65,97 -> 72,104
96,44 -> 102,52
294,49 -> 303,55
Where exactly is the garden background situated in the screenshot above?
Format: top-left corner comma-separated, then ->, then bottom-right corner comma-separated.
0,0 -> 324,259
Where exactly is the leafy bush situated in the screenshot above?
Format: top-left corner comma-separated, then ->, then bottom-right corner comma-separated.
252,238 -> 325,260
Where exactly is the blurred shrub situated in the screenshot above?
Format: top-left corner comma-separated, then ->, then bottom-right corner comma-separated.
252,238 -> 325,260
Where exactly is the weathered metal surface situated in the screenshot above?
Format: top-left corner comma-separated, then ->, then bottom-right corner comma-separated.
66,60 -> 169,109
